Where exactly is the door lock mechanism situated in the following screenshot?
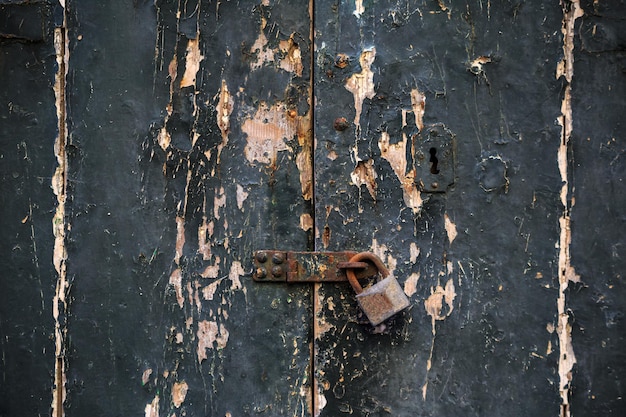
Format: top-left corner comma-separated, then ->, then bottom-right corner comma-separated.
253,251 -> 410,325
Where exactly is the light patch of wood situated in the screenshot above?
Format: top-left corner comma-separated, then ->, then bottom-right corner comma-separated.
410,88 -> 426,132
250,18 -> 274,70
229,261 -> 244,291
354,0 -> 365,17
180,39 -> 203,87
214,187 -> 226,221
144,395 -> 159,417
444,213 -> 457,244
279,36 -> 303,77
202,279 -> 222,301
157,127 -> 171,151
200,261 -> 220,279
295,104 -> 313,201
345,48 -> 376,131
410,242 -> 420,264
197,320 -> 229,363
351,159 -> 377,201
142,368 -> 153,386
556,2 -> 583,415
236,184 -> 249,210
404,272 -> 420,297
197,217 -> 212,260
169,269 -> 184,308
242,102 -> 297,165
175,216 -> 185,264
216,80 -> 234,161
299,213 -> 313,231
172,381 -> 188,408
378,131 -> 424,213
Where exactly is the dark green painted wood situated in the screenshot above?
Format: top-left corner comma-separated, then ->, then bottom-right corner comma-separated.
569,1 -> 626,415
0,2 -> 57,415
62,1 -> 313,416
314,1 -> 564,415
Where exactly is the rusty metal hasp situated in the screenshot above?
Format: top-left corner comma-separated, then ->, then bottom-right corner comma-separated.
252,251 -> 378,283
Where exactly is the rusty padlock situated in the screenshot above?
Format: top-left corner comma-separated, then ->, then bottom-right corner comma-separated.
345,252 -> 410,326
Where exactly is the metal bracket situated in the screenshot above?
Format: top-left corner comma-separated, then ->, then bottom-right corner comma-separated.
253,251 -> 379,283
414,124 -> 455,193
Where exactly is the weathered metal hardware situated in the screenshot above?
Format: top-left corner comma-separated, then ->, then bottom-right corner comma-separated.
252,251 -> 378,283
413,124 -> 455,193
344,252 -> 411,326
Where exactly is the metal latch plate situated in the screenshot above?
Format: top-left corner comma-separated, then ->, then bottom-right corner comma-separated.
253,251 -> 379,283
415,124 -> 455,193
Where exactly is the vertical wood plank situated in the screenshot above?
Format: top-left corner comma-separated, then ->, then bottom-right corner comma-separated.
313,1 -> 564,415
0,2 -> 57,415
62,1 -> 313,415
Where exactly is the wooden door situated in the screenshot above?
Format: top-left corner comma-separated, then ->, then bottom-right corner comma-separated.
0,1 -> 624,416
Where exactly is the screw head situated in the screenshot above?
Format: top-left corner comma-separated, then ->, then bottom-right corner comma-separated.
256,251 -> 268,263
431,182 -> 439,189
334,117 -> 349,131
335,53 -> 349,69
256,267 -> 267,279
272,253 -> 285,264
271,266 -> 283,277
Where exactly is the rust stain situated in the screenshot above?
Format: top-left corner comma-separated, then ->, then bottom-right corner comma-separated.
180,39 -> 203,88
345,48 -> 376,133
172,381 -> 189,408
556,2 -> 583,415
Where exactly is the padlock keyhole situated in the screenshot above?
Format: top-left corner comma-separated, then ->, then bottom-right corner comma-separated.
429,147 -> 440,174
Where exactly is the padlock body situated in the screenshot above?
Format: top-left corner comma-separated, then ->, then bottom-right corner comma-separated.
356,276 -> 410,326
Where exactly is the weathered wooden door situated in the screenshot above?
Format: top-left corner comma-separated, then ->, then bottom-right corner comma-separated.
1,1 -> 624,416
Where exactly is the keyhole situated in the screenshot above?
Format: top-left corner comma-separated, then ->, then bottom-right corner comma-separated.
429,147 -> 440,174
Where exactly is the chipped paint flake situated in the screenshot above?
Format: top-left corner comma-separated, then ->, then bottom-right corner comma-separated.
250,18 -> 274,70
242,102 -> 297,165
229,261 -> 244,291
142,368 -> 153,386
202,279 -> 221,301
180,39 -> 204,88
279,36 -> 303,76
410,88 -> 426,132
197,320 -> 229,363
169,269 -> 184,308
172,381 -> 189,408
351,159 -> 377,201
236,184 -> 249,210
300,213 -> 313,232
556,2 -> 583,415
353,0 -> 365,18
144,395 -> 159,417
216,80 -> 234,161
197,217 -> 212,260
404,272 -> 420,297
444,213 -> 457,244
410,242 -> 420,264
345,48 -> 376,132
378,131 -> 424,213
175,216 -> 185,264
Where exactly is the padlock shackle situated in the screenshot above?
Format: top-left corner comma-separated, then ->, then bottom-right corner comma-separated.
345,252 -> 389,295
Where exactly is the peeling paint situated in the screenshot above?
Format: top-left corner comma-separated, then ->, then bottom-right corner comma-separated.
409,242 -> 420,264
169,269 -> 184,308
444,213 -> 457,244
197,217 -> 212,260
52,19 -> 69,417
403,272 -> 420,297
144,395 -> 159,417
345,48 -> 376,133
242,102 -> 297,165
216,80 -> 234,162
249,17 -> 274,70
236,184 -> 248,210
228,261 -> 244,291
410,88 -> 426,132
556,1 -> 583,415
172,381 -> 189,408
350,159 -> 377,201
353,0 -> 365,18
378,131 -> 423,213
180,39 -> 203,88
300,213 -> 313,231
197,320 -> 229,363
279,36 -> 303,77
174,216 -> 185,264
